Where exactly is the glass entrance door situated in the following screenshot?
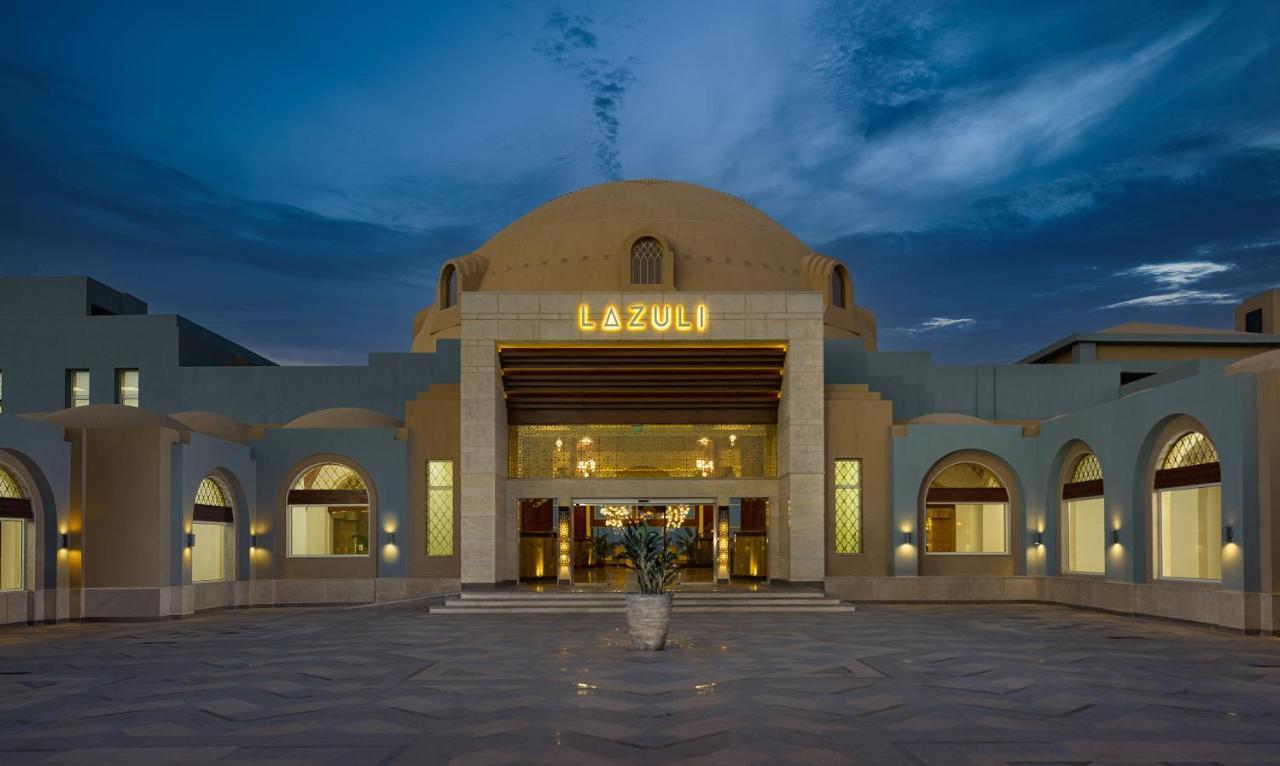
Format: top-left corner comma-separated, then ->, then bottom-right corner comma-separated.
517,498 -> 557,582
569,499 -> 716,589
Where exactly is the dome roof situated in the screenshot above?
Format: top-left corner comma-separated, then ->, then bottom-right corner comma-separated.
40,404 -> 191,431
283,407 -> 402,429
468,180 -> 820,293
171,411 -> 252,443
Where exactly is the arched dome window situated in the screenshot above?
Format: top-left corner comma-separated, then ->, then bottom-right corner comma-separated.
0,464 -> 29,592
1154,431 -> 1222,581
630,237 -> 663,285
1062,453 -> 1104,574
286,463 -> 370,557
924,462 -> 1009,554
441,264 -> 459,309
192,476 -> 234,583
830,265 -> 848,308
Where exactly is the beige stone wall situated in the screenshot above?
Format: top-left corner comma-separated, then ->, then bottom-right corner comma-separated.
458,290 -> 825,585
406,384 -> 462,579
824,385 -> 893,577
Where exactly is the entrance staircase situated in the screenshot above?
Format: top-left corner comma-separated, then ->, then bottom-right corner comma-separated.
429,589 -> 854,615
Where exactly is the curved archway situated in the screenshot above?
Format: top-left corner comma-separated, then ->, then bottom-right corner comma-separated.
1060,448 -> 1105,575
917,450 -> 1022,576
285,461 -> 372,558
0,461 -> 32,592
629,236 -> 663,285
829,264 -> 849,309
191,474 -> 235,583
1151,427 -> 1222,582
440,264 -> 459,309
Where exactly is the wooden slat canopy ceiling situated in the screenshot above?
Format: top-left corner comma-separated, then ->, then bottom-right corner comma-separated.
499,344 -> 786,425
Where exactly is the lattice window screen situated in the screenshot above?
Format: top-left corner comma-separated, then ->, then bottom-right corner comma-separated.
834,458 -> 862,554
1070,454 -> 1103,483
630,237 -> 663,284
426,460 -> 453,556
1161,432 -> 1219,470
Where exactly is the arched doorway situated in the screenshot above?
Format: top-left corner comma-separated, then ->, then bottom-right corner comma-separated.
192,475 -> 234,583
1153,431 -> 1222,581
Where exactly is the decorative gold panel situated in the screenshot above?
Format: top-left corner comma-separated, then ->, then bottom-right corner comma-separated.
1162,432 -> 1219,470
426,460 -> 453,556
508,424 -> 776,479
195,477 -> 229,507
833,458 -> 862,554
292,463 -> 366,491
1070,453 -> 1103,483
0,467 -> 25,500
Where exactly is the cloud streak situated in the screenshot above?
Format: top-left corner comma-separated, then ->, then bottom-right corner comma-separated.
537,8 -> 635,179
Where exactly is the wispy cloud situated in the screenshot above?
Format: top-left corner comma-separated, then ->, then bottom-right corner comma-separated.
1126,261 -> 1235,289
537,8 -> 635,179
898,317 -> 977,334
1103,290 -> 1237,309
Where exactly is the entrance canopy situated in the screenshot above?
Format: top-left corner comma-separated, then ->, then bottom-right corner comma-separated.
498,344 -> 785,425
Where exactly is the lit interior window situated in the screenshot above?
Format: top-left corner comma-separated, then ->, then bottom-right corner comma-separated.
1154,432 -> 1222,581
833,458 -> 862,554
117,369 -> 139,407
1062,453 -> 1104,574
925,462 -> 1009,554
68,370 -> 89,408
287,463 -> 370,557
426,460 -> 453,556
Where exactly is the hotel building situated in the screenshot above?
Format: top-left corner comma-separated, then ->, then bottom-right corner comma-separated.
1,180 -> 1278,631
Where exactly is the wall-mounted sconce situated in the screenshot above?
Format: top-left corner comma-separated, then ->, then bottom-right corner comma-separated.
1223,525 -> 1234,545
59,532 -> 69,549
185,531 -> 195,548
901,531 -> 913,545
387,531 -> 397,546
250,533 -> 258,548
1111,529 -> 1120,545
1033,531 -> 1043,546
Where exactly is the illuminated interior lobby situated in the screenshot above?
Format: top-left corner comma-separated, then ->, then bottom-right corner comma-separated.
1,179 -> 1279,632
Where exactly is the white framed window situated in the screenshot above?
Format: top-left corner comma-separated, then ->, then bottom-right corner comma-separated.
1153,432 -> 1222,582
924,462 -> 1009,555
192,476 -> 234,582
116,369 -> 139,407
1062,453 -> 1104,574
286,463 -> 370,557
67,369 -> 89,408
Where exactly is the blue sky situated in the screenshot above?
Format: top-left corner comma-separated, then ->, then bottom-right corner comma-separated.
2,0 -> 1278,364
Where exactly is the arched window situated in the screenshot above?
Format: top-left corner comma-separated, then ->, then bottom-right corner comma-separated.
192,476 -> 234,583
1154,431 -> 1222,581
830,266 -> 847,309
286,463 -> 370,557
0,465 -> 29,591
441,264 -> 459,309
924,462 -> 1009,554
1061,453 -> 1104,574
630,237 -> 663,285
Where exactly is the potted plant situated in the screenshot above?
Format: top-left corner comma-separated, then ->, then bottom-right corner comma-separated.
616,520 -> 679,650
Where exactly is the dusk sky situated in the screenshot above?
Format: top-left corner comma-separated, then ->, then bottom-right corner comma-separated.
3,1 -> 1278,364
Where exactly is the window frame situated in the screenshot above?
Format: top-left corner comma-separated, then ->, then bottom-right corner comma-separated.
629,237 -> 663,285
832,457 -> 862,555
115,368 -> 139,407
66,369 -> 90,408
285,462 -> 373,559
923,461 -> 1010,556
426,459 -> 454,557
441,264 -> 459,309
1060,453 -> 1105,576
1150,431 -> 1223,583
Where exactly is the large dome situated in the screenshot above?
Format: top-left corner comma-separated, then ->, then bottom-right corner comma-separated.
469,179 -> 819,292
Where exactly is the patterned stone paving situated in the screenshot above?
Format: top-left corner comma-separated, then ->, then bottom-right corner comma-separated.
0,601 -> 1277,764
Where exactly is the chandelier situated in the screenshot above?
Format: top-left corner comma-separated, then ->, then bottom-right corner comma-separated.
601,505 -> 631,529
665,504 -> 692,530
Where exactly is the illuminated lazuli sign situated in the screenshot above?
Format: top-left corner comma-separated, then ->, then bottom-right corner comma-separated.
577,303 -> 708,333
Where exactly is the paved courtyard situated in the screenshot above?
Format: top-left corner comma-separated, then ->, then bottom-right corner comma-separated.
0,601 -> 1277,765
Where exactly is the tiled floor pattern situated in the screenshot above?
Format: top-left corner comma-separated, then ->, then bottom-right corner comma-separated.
0,602 -> 1277,764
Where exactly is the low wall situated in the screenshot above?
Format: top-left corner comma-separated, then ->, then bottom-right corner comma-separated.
825,575 -> 1275,633
0,578 -> 461,625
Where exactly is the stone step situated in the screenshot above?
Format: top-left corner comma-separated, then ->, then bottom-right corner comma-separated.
457,590 -> 825,600
430,605 -> 857,615
440,598 -> 843,608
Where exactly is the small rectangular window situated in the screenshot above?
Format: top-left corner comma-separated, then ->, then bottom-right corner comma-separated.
426,460 -> 454,556
1245,308 -> 1263,333
67,370 -> 90,408
116,369 -> 139,407
833,458 -> 862,554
